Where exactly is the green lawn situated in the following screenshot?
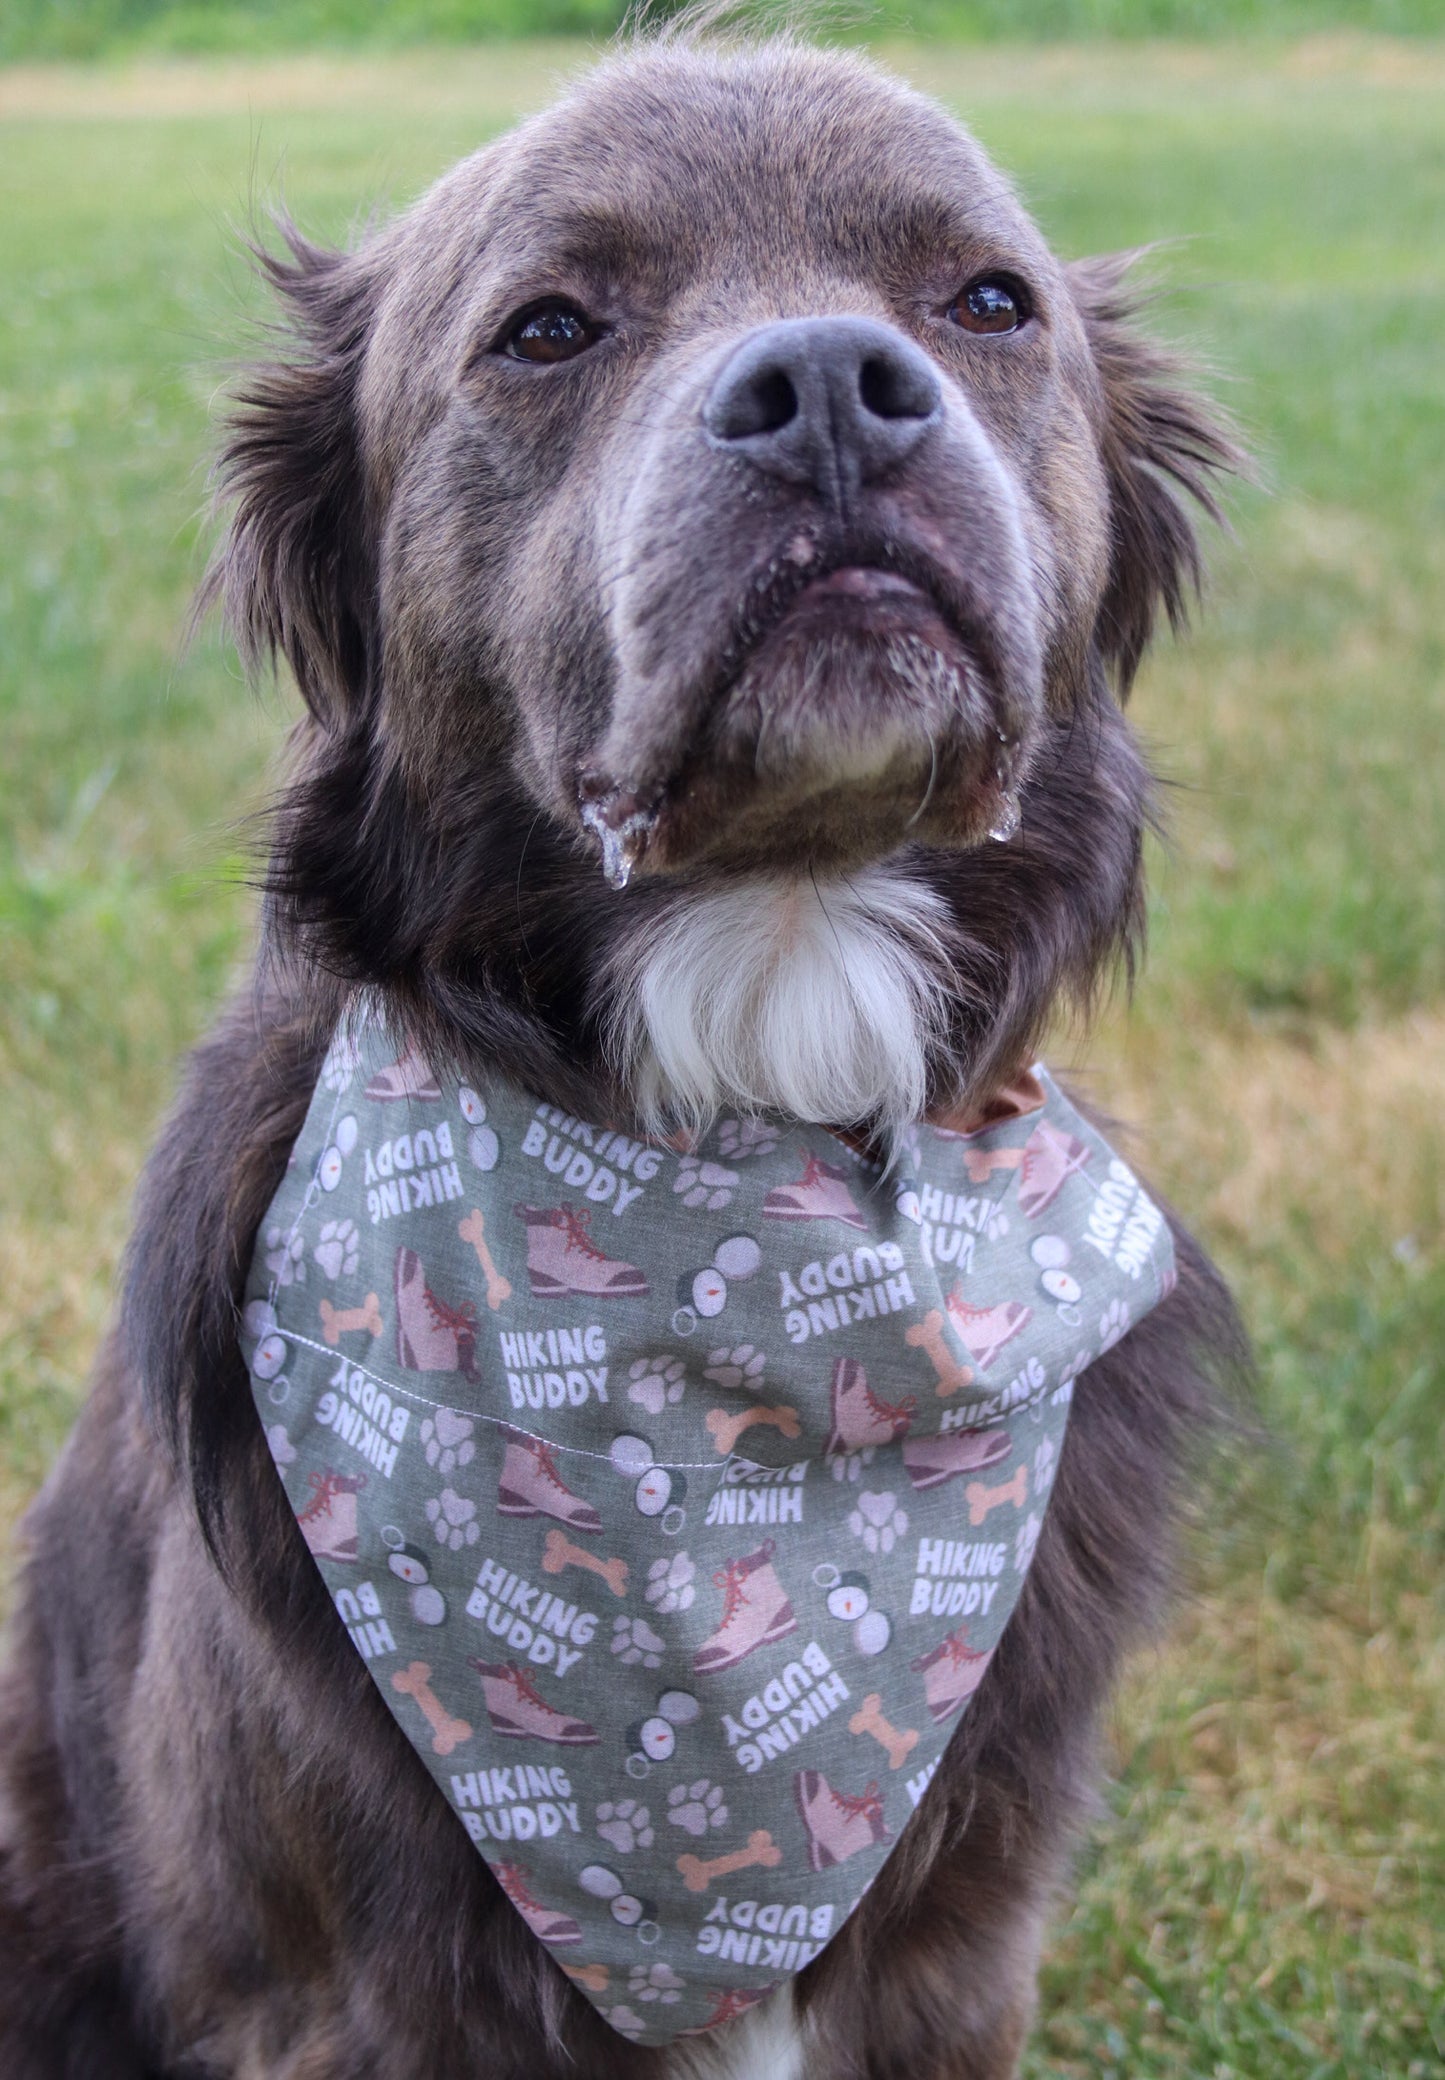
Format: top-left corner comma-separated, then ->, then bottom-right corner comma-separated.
1,34 -> 1441,2077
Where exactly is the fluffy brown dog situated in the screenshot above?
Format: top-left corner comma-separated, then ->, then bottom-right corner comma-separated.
0,25 -> 1246,2079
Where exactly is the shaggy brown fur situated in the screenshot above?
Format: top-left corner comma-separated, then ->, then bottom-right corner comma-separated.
0,27 -> 1246,2078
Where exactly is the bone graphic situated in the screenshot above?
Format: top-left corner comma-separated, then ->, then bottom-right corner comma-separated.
318,1292 -> 383,1346
962,1146 -> 1025,1184
905,1309 -> 974,1398
704,1404 -> 803,1456
458,1209 -> 513,1311
390,1660 -> 472,1757
966,1465 -> 1028,1526
848,1692 -> 919,1771
541,1526 -> 629,1598
563,1962 -> 609,1994
676,1829 -> 783,1895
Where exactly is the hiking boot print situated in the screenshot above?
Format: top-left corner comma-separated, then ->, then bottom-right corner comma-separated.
394,1246 -> 479,1381
824,1356 -> 915,1457
473,1661 -> 601,1745
901,1426 -> 1011,1490
794,1770 -> 891,1871
1017,1119 -> 1091,1218
497,1426 -> 603,1533
296,1468 -> 365,1562
944,1292 -> 1032,1370
693,1541 -> 796,1675
912,1628 -> 994,1723
762,1151 -> 866,1230
363,1040 -> 442,1102
493,1858 -> 584,1943
513,1203 -> 649,1299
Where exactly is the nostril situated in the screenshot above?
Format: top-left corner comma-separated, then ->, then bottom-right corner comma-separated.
859,352 -> 939,423
717,365 -> 798,441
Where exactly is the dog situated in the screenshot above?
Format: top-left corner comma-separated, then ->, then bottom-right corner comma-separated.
0,22 -> 1247,2078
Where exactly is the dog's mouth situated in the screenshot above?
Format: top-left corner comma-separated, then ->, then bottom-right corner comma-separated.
578,539 -> 1028,889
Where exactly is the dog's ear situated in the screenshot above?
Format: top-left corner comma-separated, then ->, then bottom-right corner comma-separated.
202,223 -> 379,724
1069,253 -> 1243,696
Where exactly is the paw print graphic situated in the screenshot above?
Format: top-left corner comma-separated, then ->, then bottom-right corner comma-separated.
320,1031 -> 361,1093
604,2006 -> 647,2039
666,1779 -> 728,1838
645,1550 -> 696,1614
312,1217 -> 360,1280
848,1488 -> 908,1556
717,1117 -> 781,1162
1015,1510 -> 1043,1574
628,1962 -> 684,2005
612,1614 -> 666,1669
830,1447 -> 875,1484
1098,1298 -> 1131,1352
1061,1346 -> 1093,1387
263,1224 -> 306,1289
703,1343 -> 767,1395
420,1408 -> 476,1475
596,1799 -> 655,1854
673,1156 -> 738,1211
424,1487 -> 480,1550
265,1423 -> 296,1466
628,1355 -> 686,1416
1033,1434 -> 1058,1495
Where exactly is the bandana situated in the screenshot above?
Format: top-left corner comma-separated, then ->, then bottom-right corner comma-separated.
241,1006 -> 1174,2045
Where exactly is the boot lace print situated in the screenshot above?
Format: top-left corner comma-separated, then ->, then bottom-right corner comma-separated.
711,1541 -> 772,1624
298,1468 -> 359,1523
526,1435 -> 577,1502
424,1284 -> 477,1333
831,1780 -> 885,1825
865,1377 -> 916,1427
501,1663 -> 556,1715
551,1206 -> 609,1261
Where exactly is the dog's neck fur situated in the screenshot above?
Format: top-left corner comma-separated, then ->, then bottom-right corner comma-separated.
602,863 -> 959,1145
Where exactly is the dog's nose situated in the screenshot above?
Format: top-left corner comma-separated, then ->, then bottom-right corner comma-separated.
703,316 -> 942,499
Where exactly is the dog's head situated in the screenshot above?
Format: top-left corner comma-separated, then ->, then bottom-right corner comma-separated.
212,32 -> 1237,1132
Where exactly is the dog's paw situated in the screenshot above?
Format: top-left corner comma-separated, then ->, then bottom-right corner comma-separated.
628,1355 -> 686,1415
1098,1297 -> 1131,1351
848,1488 -> 908,1555
628,1961 -> 684,2004
611,1615 -> 665,1669
645,1551 -> 696,1614
596,1798 -> 654,1854
673,1156 -> 738,1211
421,1406 -> 476,1474
424,1487 -> 480,1549
703,1342 -> 766,1395
716,1118 -> 780,1163
666,1779 -> 728,1837
313,1217 -> 360,1280
263,1224 -> 306,1288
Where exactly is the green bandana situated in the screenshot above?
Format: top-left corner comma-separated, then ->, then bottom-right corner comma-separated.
242,1005 -> 1175,2045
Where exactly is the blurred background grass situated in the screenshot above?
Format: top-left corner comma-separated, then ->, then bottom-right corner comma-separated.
1,8 -> 1442,2076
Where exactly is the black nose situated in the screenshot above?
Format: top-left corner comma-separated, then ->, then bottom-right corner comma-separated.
703,316 -> 942,501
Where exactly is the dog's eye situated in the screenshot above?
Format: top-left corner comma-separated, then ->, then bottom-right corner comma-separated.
501,300 -> 604,364
948,277 -> 1031,336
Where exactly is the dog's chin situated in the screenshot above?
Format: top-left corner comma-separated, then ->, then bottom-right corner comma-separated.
581,622 -> 1027,882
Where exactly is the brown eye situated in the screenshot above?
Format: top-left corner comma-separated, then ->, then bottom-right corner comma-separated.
501,300 -> 603,364
949,277 -> 1030,336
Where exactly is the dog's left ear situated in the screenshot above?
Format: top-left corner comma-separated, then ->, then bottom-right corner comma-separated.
200,222 -> 381,725
1069,253 -> 1244,695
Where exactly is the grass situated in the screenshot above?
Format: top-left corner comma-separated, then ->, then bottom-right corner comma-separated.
1,30 -> 1442,2076
4,0 -> 1444,64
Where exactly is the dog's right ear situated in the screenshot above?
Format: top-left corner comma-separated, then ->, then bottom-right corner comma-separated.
202,223 -> 379,724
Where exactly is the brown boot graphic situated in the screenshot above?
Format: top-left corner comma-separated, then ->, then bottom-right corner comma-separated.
794,1770 -> 891,1871
496,1427 -> 603,1533
693,1541 -> 796,1675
